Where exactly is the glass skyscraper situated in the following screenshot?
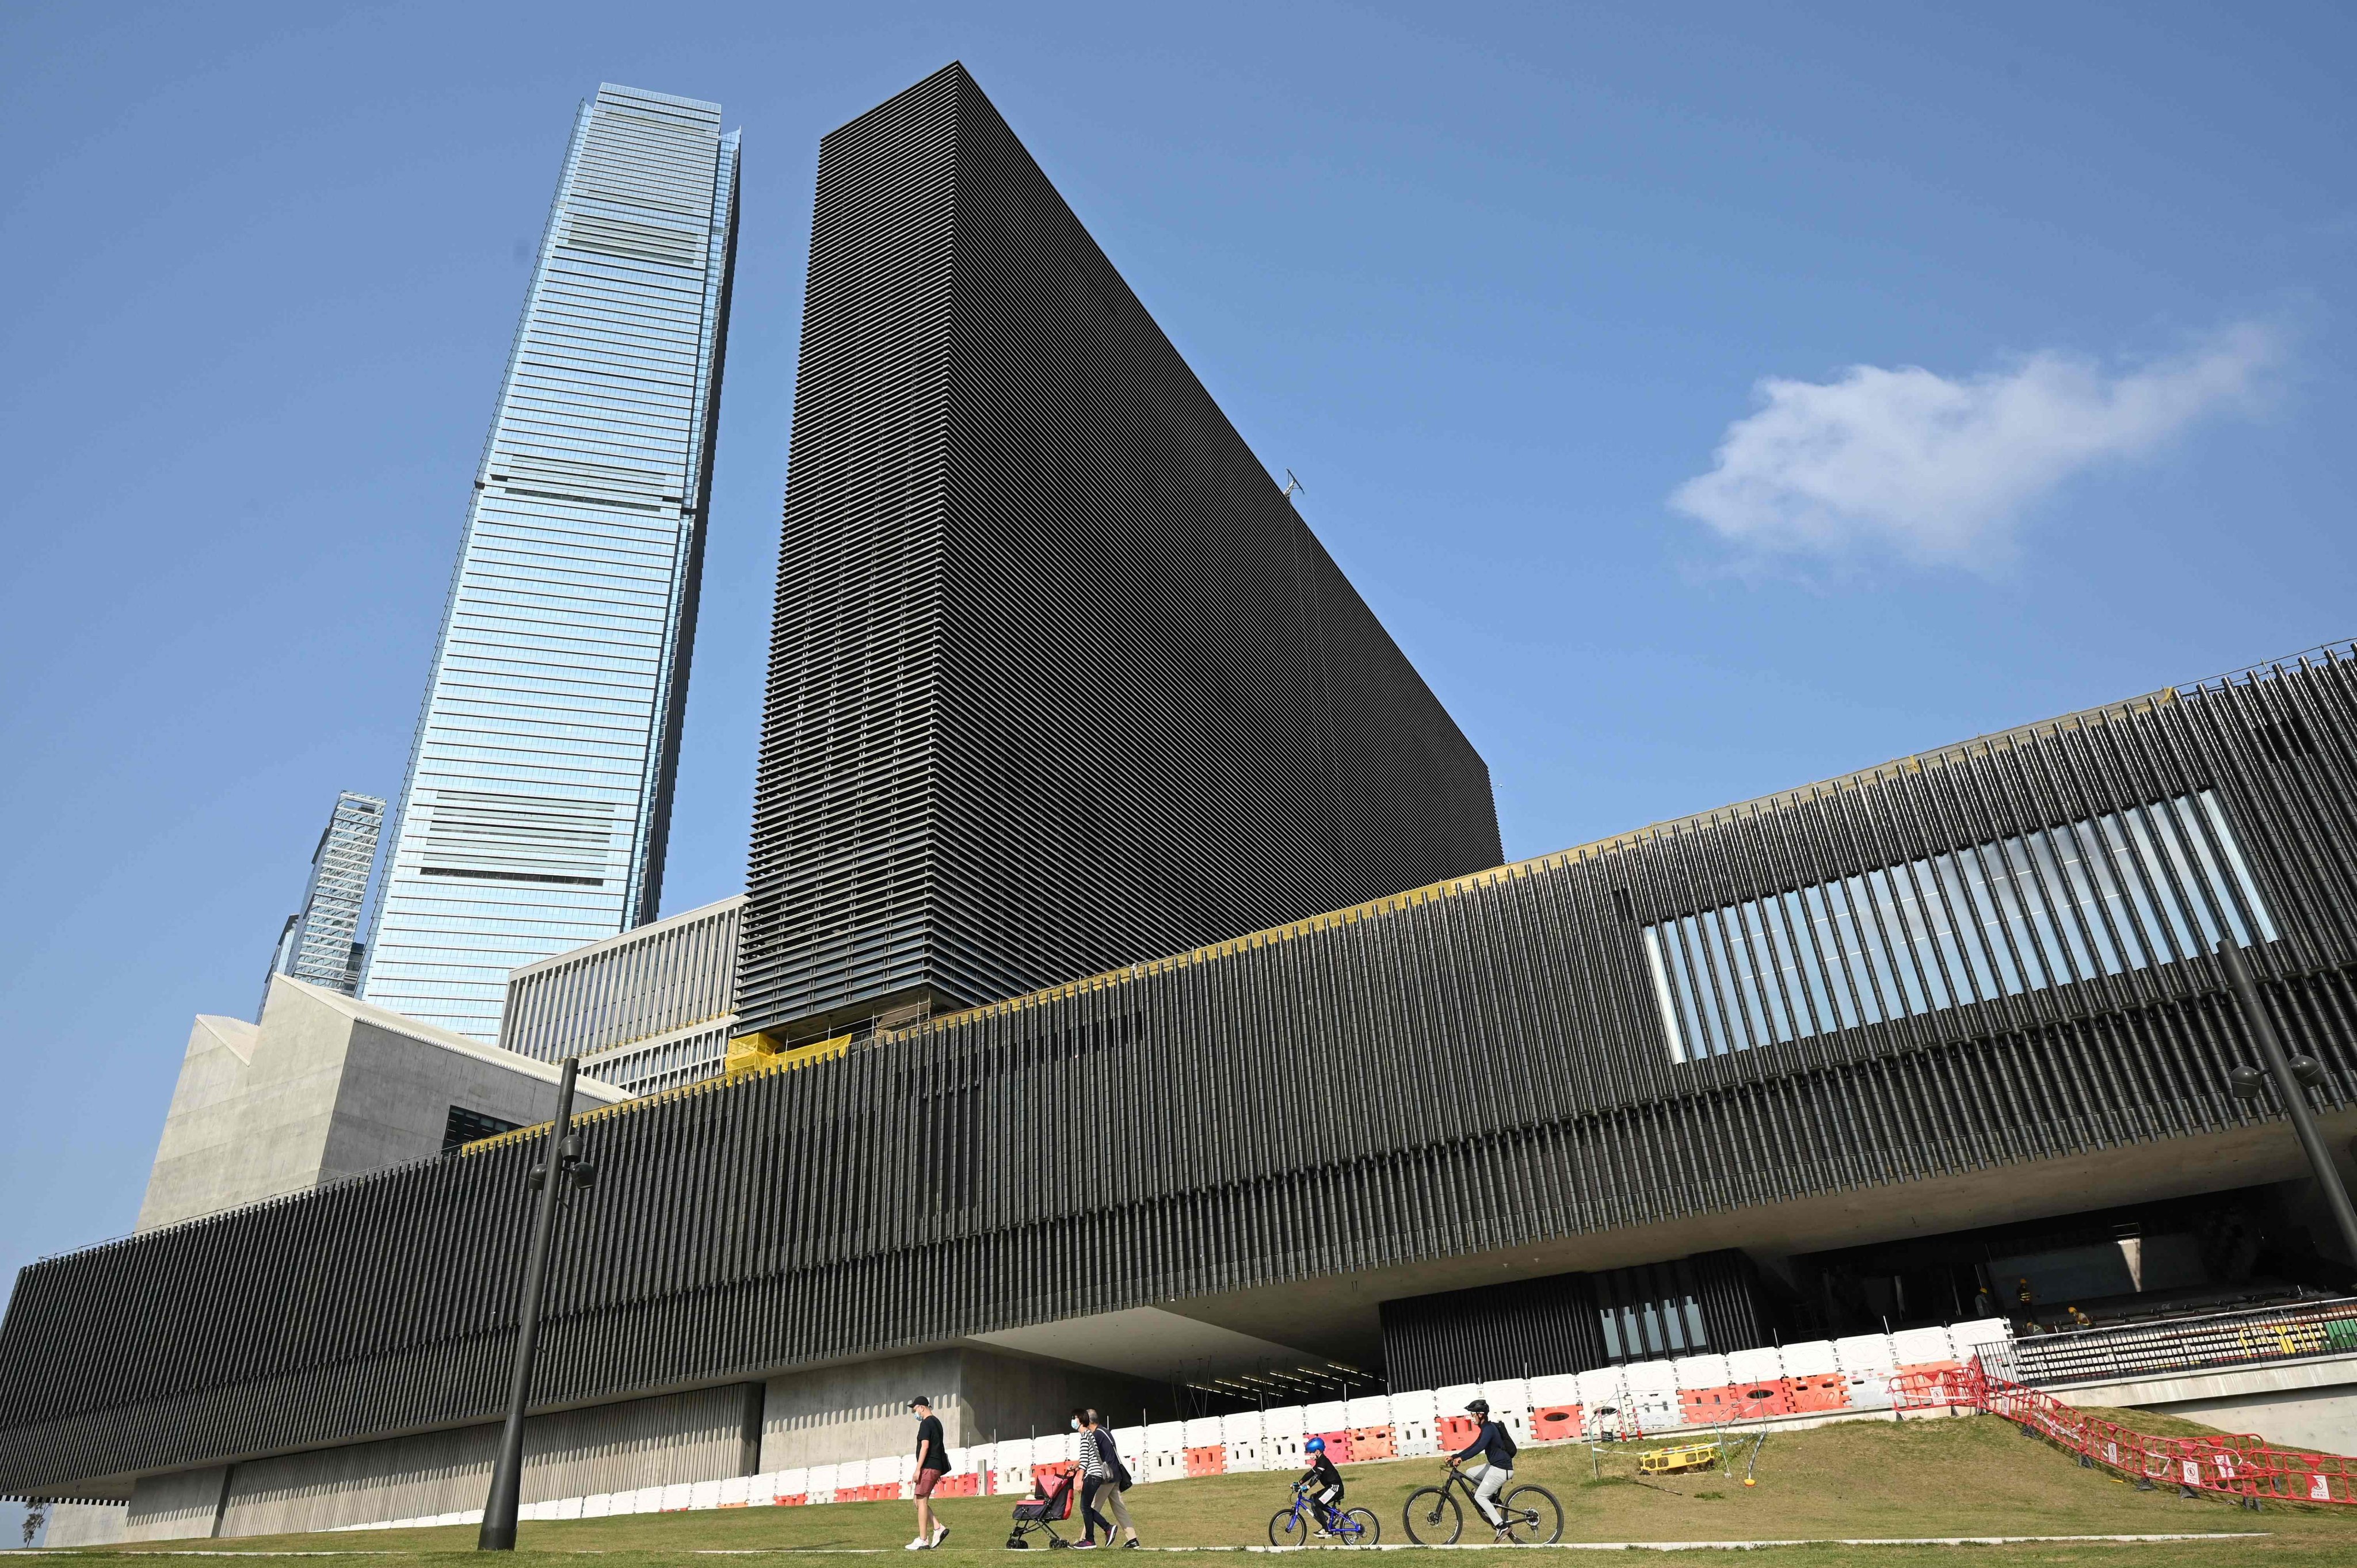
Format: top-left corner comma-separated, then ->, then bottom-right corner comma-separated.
260,790 -> 386,1016
361,84 -> 740,1041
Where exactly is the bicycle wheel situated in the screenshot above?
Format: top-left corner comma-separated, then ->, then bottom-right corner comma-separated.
1270,1508 -> 1310,1548
1401,1486 -> 1462,1546
1340,1508 -> 1380,1546
1501,1485 -> 1563,1546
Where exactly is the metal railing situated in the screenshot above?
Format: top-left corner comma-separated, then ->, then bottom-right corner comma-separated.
1977,1296 -> 2357,1388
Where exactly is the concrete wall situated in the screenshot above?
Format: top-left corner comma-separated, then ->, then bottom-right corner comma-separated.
137,977 -> 626,1232
758,1346 -> 1174,1471
119,1384 -> 759,1542
41,1501 -> 128,1547
123,1466 -> 228,1542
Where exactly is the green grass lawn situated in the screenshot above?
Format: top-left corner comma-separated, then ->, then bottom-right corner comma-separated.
58,1413 -> 2357,1566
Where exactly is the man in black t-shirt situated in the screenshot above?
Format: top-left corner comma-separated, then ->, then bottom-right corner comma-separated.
907,1397 -> 949,1550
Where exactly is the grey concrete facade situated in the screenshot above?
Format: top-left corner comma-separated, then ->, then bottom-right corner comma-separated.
117,1386 -> 758,1541
757,1346 -> 1172,1473
107,1352 -> 1156,1540
40,1501 -> 128,1547
138,976 -> 626,1232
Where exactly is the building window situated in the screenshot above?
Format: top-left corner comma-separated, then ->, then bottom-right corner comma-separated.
443,1105 -> 524,1153
1645,789 -> 2276,1063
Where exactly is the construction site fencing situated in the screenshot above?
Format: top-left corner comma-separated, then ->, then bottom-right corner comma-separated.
1974,1298 -> 2357,1389
1890,1363 -> 2357,1507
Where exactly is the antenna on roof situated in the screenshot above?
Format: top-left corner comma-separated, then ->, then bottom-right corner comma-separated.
1281,468 -> 1306,501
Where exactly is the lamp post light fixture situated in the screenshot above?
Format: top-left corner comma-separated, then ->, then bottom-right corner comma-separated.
2217,938 -> 2357,1268
479,1058 -> 596,1552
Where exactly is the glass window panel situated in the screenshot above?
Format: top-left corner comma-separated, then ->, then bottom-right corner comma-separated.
1645,791 -> 2276,1063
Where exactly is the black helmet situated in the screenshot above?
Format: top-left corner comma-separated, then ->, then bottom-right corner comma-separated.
1465,1398 -> 1490,1416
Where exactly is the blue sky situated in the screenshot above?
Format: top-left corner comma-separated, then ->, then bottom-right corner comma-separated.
0,0 -> 2350,1386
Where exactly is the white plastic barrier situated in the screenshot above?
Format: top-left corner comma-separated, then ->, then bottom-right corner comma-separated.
1621,1360 -> 1681,1432
1303,1400 -> 1349,1437
631,1485 -> 666,1513
582,1493 -> 614,1518
1221,1410 -> 1264,1472
1262,1404 -> 1306,1468
1950,1317 -> 2010,1357
689,1479 -> 722,1510
1107,1430 -> 1142,1478
1725,1346 -> 1784,1384
719,1477 -> 749,1507
1390,1387 -> 1439,1456
1834,1333 -> 1897,1407
1780,1339 -> 1837,1377
1833,1333 -> 1897,1372
1575,1365 -> 1626,1423
806,1464 -> 838,1505
661,1482 -> 693,1512
1183,1415 -> 1225,1448
775,1467 -> 808,1503
1345,1394 -> 1391,1428
1891,1326 -> 1957,1367
1672,1353 -> 1730,1390
1528,1372 -> 1581,1406
1478,1378 -> 1531,1444
1434,1382 -> 1482,1421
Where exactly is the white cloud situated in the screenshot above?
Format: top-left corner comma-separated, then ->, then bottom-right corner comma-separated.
1670,323 -> 2281,567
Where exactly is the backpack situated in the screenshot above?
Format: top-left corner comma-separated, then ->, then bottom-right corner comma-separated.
1494,1421 -> 1519,1460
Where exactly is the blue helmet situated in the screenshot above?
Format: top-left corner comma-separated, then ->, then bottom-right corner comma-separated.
1305,1437 -> 1326,1453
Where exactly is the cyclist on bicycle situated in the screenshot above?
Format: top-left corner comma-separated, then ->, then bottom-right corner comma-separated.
1297,1436 -> 1346,1536
1446,1398 -> 1519,1539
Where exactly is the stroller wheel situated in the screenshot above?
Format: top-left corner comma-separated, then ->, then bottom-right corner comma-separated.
1006,1535 -> 1028,1548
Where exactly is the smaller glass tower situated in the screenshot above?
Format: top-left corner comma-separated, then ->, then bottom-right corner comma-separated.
261,791 -> 386,1016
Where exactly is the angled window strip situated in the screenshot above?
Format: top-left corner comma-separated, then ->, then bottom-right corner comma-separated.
1647,789 -> 2277,1062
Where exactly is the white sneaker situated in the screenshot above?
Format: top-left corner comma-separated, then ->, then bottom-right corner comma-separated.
932,1525 -> 950,1547
905,1536 -> 930,1550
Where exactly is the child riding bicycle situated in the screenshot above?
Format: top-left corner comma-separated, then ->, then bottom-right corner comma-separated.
1296,1436 -> 1347,1536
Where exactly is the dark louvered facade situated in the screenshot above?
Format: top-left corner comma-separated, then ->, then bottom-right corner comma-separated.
6,646 -> 2357,1502
737,64 -> 1502,1043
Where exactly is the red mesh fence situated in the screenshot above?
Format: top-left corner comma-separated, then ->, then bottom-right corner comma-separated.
1887,1362 -> 2357,1506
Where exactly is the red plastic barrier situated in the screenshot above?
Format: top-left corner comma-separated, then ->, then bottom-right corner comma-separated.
1532,1404 -> 1584,1439
1310,1429 -> 1356,1463
1679,1384 -> 1739,1423
1184,1445 -> 1227,1477
933,1472 -> 981,1497
773,1493 -> 808,1508
1436,1415 -> 1481,1448
1351,1425 -> 1397,1460
1787,1374 -> 1848,1413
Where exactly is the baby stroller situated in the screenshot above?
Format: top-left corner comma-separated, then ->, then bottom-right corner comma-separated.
1006,1470 -> 1077,1548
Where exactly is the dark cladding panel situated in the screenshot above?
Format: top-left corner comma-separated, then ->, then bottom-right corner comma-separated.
736,64 -> 1501,1040
8,651 -> 2357,1496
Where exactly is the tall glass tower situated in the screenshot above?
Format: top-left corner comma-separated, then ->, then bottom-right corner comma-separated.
362,84 -> 740,1041
260,790 -> 386,1017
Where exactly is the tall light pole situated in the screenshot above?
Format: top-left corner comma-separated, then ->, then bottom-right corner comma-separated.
479,1059 -> 596,1551
2218,938 -> 2357,1267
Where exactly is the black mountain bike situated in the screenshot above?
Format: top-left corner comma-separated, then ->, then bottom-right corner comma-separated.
1401,1463 -> 1563,1546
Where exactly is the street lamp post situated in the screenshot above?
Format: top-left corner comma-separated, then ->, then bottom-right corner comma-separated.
2217,938 -> 2357,1266
479,1058 -> 596,1552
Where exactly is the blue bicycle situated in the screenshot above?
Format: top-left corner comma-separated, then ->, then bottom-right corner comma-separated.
1269,1482 -> 1379,1547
